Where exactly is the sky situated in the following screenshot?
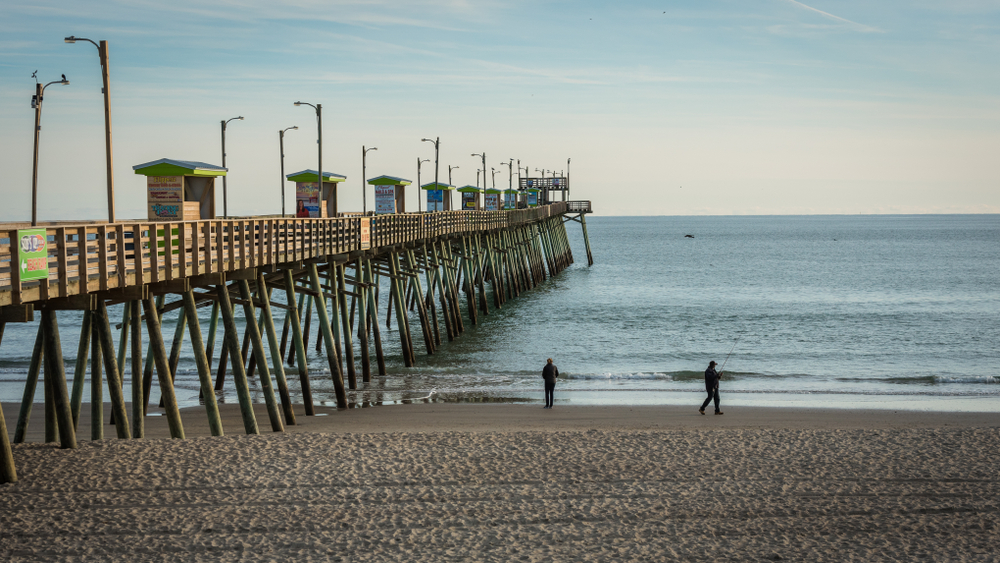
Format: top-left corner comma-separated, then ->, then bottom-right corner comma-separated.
0,0 -> 997,220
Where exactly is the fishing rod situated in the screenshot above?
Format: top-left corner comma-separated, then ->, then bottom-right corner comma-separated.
718,336 -> 740,376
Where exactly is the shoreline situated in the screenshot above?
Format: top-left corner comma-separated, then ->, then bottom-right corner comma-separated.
5,401 -> 998,443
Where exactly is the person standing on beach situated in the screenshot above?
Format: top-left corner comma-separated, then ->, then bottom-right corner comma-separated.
542,358 -> 559,408
700,360 -> 724,415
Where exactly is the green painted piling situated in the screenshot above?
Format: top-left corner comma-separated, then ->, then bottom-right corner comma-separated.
141,297 -> 185,439
130,299 -> 143,439
238,280 -> 284,432
309,263 -> 348,409
70,310 -> 91,429
257,273 -> 296,425
213,285 -> 259,435
282,269 -> 314,415
40,309 -> 77,449
13,323 -> 43,443
181,289 -> 224,436
90,323 -> 103,440
94,302 -> 130,440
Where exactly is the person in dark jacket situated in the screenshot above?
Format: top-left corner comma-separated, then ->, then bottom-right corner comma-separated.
542,358 -> 559,408
700,360 -> 724,415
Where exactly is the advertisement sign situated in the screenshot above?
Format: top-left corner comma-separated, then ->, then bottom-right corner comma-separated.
504,192 -> 517,209
17,228 -> 48,282
374,185 -> 396,215
462,192 -> 476,210
296,182 -> 320,218
527,192 -> 538,206
484,194 -> 499,211
427,189 -> 444,212
147,176 -> 183,220
360,218 -> 371,250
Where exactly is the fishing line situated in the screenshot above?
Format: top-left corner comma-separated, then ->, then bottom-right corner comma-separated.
718,335 -> 740,375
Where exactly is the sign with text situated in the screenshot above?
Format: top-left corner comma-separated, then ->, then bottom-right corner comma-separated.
484,193 -> 499,211
360,218 -> 371,249
462,192 -> 477,210
374,185 -> 396,215
147,176 -> 183,220
296,182 -> 320,218
504,191 -> 517,209
527,192 -> 538,206
426,189 -> 444,212
17,228 -> 48,282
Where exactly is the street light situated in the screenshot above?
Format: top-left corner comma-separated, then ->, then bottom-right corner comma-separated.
471,152 -> 486,193
567,157 -> 571,201
278,126 -> 297,217
65,36 -> 116,223
220,116 -> 244,218
294,101 -> 323,216
448,165 -> 459,187
499,159 -> 513,192
30,72 -> 70,227
417,158 -> 430,212
421,137 -> 440,208
363,146 -> 377,213
491,167 -> 501,191
535,168 -> 548,178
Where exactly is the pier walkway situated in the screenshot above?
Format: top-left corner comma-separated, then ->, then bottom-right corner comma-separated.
0,201 -> 593,483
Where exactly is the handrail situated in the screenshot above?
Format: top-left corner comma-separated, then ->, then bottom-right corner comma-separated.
0,202 -> 574,307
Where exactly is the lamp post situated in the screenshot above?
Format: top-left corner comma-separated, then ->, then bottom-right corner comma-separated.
567,157 -> 571,201
30,73 -> 70,227
471,152 -> 486,192
294,101 -> 322,216
535,168 -> 548,178
417,158 -> 430,212
363,146 -> 377,213
64,36 -> 116,223
448,165 -> 459,187
421,137 -> 440,207
220,116 -> 244,218
500,159 -> 513,192
278,126 -> 297,217
491,167 -> 501,191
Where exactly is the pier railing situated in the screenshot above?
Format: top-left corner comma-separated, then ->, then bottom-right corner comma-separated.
0,202 -> 571,307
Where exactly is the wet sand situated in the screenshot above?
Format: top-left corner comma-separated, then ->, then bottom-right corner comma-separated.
2,403 -> 999,561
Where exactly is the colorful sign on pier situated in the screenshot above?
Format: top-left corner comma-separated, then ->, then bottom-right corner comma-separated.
17,228 -> 48,282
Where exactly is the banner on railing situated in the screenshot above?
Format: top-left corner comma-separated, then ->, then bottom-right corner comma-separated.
360,218 -> 371,249
16,228 -> 48,282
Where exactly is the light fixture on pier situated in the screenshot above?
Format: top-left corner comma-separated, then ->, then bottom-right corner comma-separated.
30,73 -> 70,226
363,146 -> 378,213
295,101 -> 323,214
221,116 -> 244,218
279,126 -> 298,217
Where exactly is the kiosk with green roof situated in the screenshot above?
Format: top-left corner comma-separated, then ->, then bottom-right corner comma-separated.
368,175 -> 411,214
525,187 -> 541,208
133,158 -> 227,221
484,187 -> 502,211
421,182 -> 455,212
287,170 -> 347,218
457,185 -> 483,211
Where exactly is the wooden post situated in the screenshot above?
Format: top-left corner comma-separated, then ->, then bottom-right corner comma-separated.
256,273 -> 296,425
141,297 -> 186,439
441,241 -> 465,334
70,310 -> 92,429
40,309 -> 77,449
356,259 -> 371,383
283,269 -> 314,415
580,213 -> 594,266
431,245 -> 456,341
130,299 -> 143,439
404,250 -> 434,355
460,237 -> 478,325
301,295 -> 314,362
238,280 -> 284,432
142,294 -> 164,413
308,263 -> 348,408
286,292 -> 305,367
473,235 -> 490,315
14,323 -> 43,443
388,253 -> 414,367
420,245 -> 442,346
44,358 -> 57,443
0,400 -> 15,483
214,285 -> 259,435
325,264 -> 345,379
94,301 -> 131,439
90,323 -> 103,440
181,290 -> 224,436
337,264 -> 357,388
363,260 -> 387,376
204,301 -> 220,367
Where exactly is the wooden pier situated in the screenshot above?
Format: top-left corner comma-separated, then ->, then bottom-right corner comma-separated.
0,201 -> 593,483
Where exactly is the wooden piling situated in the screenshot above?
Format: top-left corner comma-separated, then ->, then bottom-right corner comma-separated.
356,259 -> 371,383
256,273 -> 296,425
94,301 -> 130,439
580,213 -> 594,266
130,299 -> 143,439
282,269 -> 314,415
90,322 -> 103,440
238,280 -> 284,432
388,253 -> 415,367
141,297 -> 186,439
0,400 -> 15,483
363,260 -> 387,376
308,263 -> 348,409
213,285 -> 259,435
40,309 -> 77,449
70,310 -> 91,429
336,264 -> 357,388
13,323 -> 43,443
404,250 -> 434,355
181,289 -> 224,436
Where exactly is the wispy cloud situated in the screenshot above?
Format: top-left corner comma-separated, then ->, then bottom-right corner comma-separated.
780,0 -> 883,33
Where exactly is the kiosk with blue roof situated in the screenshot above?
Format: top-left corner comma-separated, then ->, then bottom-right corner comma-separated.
484,187 -> 502,211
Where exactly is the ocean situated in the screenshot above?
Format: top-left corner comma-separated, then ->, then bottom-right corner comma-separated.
2,214 -> 998,412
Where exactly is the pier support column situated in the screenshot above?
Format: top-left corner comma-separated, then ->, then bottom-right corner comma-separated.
181,290 -> 224,436
94,301 -> 131,439
141,297 -> 185,439
0,401 -> 15,483
282,269 -> 314,415
356,259 -> 371,383
90,323 -> 102,440
404,250 -> 434,356
70,310 -> 91,429
130,299 -> 144,439
214,285 -> 259,435
336,264 -> 357,388
13,323 -> 43,443
257,273 -> 296,426
363,260 -> 387,376
309,263 -> 348,409
238,280 -> 284,432
40,309 -> 77,449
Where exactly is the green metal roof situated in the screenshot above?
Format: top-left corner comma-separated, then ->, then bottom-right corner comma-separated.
133,158 -> 227,177
457,185 -> 482,193
368,175 -> 411,186
286,170 -> 347,183
484,188 -> 503,194
420,182 -> 455,190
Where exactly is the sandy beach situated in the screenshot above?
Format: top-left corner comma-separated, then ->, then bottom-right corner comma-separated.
2,403 -> 999,561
